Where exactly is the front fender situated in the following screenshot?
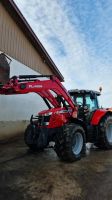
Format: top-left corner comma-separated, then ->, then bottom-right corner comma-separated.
91,109 -> 112,125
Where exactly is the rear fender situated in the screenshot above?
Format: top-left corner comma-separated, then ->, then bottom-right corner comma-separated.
91,109 -> 112,125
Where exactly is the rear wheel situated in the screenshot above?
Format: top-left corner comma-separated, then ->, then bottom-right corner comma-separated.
54,123 -> 86,162
96,115 -> 112,149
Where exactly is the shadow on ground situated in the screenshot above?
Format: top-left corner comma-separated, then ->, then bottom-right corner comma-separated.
0,137 -> 112,200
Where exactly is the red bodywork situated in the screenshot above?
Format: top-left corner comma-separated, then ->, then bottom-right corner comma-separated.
39,107 -> 72,128
91,109 -> 109,125
0,76 -> 74,107
0,75 -> 111,129
0,75 -> 77,128
91,108 -> 112,125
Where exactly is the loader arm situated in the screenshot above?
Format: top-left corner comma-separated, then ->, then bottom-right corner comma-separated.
0,75 -> 75,110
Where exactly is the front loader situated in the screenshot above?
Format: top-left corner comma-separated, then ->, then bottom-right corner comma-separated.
0,75 -> 112,162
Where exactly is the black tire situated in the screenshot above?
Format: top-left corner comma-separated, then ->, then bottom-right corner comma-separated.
24,124 -> 41,151
96,115 -> 112,149
54,123 -> 86,162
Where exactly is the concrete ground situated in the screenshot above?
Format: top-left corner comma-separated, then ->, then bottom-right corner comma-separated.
0,138 -> 112,200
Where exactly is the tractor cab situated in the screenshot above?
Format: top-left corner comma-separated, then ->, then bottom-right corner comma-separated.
69,89 -> 101,123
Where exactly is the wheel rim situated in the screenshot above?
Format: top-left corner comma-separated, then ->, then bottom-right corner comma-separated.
106,124 -> 112,143
72,132 -> 83,155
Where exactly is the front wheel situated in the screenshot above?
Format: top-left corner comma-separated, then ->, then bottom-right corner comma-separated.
24,124 -> 46,151
54,123 -> 86,162
96,115 -> 112,149
24,124 -> 39,151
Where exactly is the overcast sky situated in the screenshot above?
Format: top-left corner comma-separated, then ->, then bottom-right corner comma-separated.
14,0 -> 112,107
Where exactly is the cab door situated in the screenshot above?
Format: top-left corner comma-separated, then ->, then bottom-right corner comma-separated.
71,94 -> 85,120
84,93 -> 99,123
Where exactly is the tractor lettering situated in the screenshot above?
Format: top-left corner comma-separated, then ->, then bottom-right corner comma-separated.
29,85 -> 42,88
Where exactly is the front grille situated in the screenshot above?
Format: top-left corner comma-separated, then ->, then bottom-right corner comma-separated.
38,115 -> 50,126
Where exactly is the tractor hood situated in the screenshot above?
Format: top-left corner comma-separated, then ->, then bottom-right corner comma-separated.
38,107 -> 72,116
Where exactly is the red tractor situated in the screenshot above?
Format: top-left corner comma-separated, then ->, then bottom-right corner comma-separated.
0,75 -> 112,162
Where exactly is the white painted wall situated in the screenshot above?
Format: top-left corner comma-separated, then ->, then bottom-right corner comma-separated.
0,54 -> 47,121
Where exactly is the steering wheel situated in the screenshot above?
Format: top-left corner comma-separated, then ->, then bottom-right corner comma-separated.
76,102 -> 83,108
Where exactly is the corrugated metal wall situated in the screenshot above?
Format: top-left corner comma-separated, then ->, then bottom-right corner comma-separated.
0,3 -> 53,75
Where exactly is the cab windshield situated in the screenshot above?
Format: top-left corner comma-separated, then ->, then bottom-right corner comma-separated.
71,95 -> 83,106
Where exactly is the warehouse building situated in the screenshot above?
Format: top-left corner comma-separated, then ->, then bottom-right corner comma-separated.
0,0 -> 63,140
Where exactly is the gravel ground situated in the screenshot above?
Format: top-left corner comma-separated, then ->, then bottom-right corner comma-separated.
0,137 -> 112,200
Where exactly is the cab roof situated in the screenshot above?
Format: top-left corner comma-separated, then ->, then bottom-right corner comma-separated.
69,89 -> 100,96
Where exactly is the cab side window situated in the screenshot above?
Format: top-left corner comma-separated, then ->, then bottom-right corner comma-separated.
76,97 -> 83,105
71,95 -> 83,106
85,95 -> 98,111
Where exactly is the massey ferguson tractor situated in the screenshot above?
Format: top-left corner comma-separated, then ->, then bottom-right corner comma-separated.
0,75 -> 112,162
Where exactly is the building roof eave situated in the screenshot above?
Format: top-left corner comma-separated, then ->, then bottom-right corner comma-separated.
1,0 -> 64,82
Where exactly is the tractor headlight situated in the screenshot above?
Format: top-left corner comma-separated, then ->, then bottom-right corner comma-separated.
38,112 -> 52,126
44,112 -> 52,116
